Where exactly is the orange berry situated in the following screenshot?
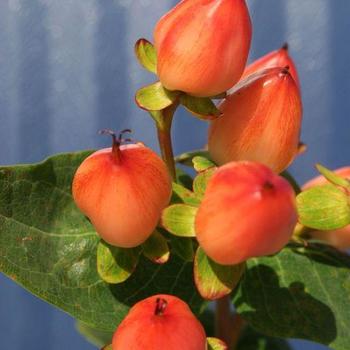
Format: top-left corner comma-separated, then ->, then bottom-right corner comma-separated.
112,294 -> 207,350
208,67 -> 302,173
154,0 -> 252,97
195,161 -> 298,265
72,130 -> 172,248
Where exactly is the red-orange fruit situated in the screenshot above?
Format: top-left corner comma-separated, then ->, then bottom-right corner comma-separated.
240,43 -> 300,88
208,67 -> 302,174
112,294 -> 207,350
154,0 -> 252,97
72,132 -> 172,248
195,161 -> 298,265
302,166 -> 350,250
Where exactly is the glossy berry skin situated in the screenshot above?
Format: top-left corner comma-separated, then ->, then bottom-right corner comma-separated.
303,167 -> 350,250
72,143 -> 172,248
154,0 -> 252,97
240,44 -> 300,88
195,161 -> 298,265
208,67 -> 302,174
112,294 -> 207,350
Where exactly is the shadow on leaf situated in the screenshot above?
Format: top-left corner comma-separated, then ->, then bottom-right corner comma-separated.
235,264 -> 337,346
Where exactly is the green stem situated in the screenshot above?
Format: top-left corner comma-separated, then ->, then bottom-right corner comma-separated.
153,104 -> 178,182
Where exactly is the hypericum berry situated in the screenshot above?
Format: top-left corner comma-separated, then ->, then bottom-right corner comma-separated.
195,161 -> 298,265
154,0 -> 252,97
208,67 -> 302,174
72,130 -> 172,248
112,294 -> 207,350
240,43 -> 300,88
302,167 -> 350,250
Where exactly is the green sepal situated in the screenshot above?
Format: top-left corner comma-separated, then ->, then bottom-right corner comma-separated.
134,38 -> 157,74
207,337 -> 228,350
161,204 -> 197,237
316,163 -> 350,189
135,81 -> 180,111
97,240 -> 141,284
171,182 -> 201,206
193,168 -> 216,199
192,156 -> 216,172
180,94 -> 221,120
194,247 -> 245,300
175,149 -> 211,167
142,230 -> 170,264
297,184 -> 350,230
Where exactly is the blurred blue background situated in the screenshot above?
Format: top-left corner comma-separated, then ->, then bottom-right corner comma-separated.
0,0 -> 349,349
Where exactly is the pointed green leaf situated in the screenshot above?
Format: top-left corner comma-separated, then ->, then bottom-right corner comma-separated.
234,243 -> 350,349
142,230 -> 170,264
194,247 -> 245,300
192,156 -> 216,172
161,204 -> 197,237
134,38 -> 157,74
171,182 -> 200,206
180,94 -> 221,120
316,164 -> 350,189
193,168 -> 216,199
135,82 -> 179,111
297,184 -> 350,230
76,321 -> 113,348
175,149 -> 211,167
97,240 -> 141,284
0,151 -> 204,331
207,337 -> 228,350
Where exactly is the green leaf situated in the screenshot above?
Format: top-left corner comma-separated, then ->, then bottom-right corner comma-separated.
142,230 -> 170,264
0,151 -> 204,331
135,82 -> 179,111
180,94 -> 221,120
175,150 -> 212,167
171,182 -> 200,206
207,337 -> 228,350
234,243 -> 350,349
193,168 -> 216,199
194,247 -> 245,300
237,326 -> 291,350
134,38 -> 157,74
76,321 -> 113,348
297,184 -> 350,230
316,164 -> 350,189
161,204 -> 197,237
97,241 -> 141,284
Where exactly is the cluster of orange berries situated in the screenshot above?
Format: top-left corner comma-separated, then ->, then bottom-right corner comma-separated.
71,0 -> 347,349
